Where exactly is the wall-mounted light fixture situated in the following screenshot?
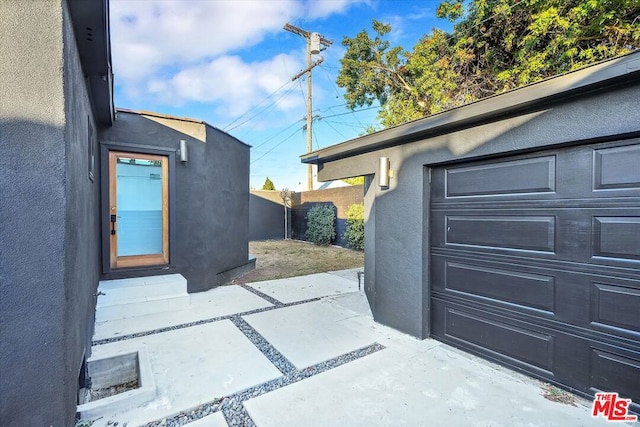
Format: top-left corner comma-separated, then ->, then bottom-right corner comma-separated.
379,157 -> 394,188
179,139 -> 188,163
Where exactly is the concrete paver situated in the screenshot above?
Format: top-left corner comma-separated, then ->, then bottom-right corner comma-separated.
87,321 -> 281,426
246,272 -> 358,303
243,300 -> 378,369
244,344 -> 609,427
83,270 -> 635,427
94,285 -> 272,341
323,291 -> 373,318
326,267 -> 362,283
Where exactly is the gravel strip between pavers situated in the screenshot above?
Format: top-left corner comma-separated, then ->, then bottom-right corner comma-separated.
144,343 -> 386,427
230,316 -> 297,375
92,295 -> 320,346
239,284 -> 284,306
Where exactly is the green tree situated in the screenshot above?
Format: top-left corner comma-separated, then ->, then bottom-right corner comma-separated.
262,177 -> 275,190
338,1 -> 640,128
359,124 -> 380,136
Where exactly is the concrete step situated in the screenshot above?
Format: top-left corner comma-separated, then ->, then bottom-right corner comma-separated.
98,274 -> 187,305
96,274 -> 189,322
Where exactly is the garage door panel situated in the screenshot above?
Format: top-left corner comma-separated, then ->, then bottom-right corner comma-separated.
433,253 -> 640,341
434,302 -> 556,375
430,138 -> 640,405
594,143 -> 640,191
590,348 -> 640,403
590,281 -> 640,335
432,208 -> 640,265
592,216 -> 640,262
432,139 -> 640,201
434,300 -> 640,404
445,215 -> 555,252
444,155 -> 556,197
432,257 -> 556,314
432,211 -> 561,258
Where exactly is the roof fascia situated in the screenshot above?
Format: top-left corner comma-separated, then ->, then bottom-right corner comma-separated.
301,52 -> 640,164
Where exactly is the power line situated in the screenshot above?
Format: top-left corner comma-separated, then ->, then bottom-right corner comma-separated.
317,118 -> 348,140
312,125 -> 321,150
226,1 -> 528,135
297,79 -> 307,108
319,63 -> 366,129
250,125 -> 304,165
224,81 -> 299,132
234,1 -> 534,160
284,22 -> 332,190
321,119 -> 371,130
222,79 -> 294,130
318,105 -> 379,119
317,101 -> 349,111
250,117 -> 306,151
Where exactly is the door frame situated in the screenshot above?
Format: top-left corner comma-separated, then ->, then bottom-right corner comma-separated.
109,150 -> 169,268
100,142 -> 177,275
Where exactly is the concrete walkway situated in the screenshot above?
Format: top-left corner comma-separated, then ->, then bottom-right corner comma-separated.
78,270 -> 627,427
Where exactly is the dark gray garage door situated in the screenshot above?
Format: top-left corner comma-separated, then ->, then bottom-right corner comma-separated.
430,138 -> 640,410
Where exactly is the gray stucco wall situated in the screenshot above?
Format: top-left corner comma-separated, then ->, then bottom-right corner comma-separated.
99,112 -> 251,292
0,1 -> 99,425
250,191 -> 288,240
317,80 -> 640,338
62,0 -> 102,420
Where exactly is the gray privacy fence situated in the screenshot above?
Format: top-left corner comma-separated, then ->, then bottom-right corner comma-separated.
249,191 -> 290,241
250,186 -> 364,246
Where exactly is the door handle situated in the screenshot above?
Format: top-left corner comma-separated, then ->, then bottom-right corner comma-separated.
110,214 -> 117,235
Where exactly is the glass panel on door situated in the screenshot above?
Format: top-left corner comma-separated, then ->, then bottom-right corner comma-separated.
109,151 -> 169,268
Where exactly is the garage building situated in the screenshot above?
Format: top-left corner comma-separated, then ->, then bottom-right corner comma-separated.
301,52 -> 640,412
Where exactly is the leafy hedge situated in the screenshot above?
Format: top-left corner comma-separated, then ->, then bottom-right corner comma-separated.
345,203 -> 364,250
305,204 -> 336,245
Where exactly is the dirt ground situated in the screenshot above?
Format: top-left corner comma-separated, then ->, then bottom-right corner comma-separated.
231,240 -> 364,284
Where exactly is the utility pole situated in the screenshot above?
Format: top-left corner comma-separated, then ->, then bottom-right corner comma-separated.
284,23 -> 332,191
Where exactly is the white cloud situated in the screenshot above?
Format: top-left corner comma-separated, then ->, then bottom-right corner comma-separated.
111,0 -> 300,79
304,0 -> 372,20
110,0 -> 373,125
158,53 -> 305,117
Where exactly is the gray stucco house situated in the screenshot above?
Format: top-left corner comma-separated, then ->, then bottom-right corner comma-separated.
1,1 -> 251,425
302,53 -> 640,413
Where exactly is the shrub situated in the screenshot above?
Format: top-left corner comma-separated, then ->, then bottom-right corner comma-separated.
306,204 -> 336,245
345,203 -> 364,250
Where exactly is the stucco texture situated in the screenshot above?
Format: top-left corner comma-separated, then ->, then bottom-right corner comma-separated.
99,111 -> 251,292
317,80 -> 640,338
1,1 -> 100,425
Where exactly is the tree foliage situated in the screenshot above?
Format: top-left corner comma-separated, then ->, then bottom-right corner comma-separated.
342,176 -> 365,185
262,177 -> 275,190
345,203 -> 365,250
338,0 -> 640,128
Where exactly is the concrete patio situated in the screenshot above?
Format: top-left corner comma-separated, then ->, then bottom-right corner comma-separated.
78,270 -> 622,427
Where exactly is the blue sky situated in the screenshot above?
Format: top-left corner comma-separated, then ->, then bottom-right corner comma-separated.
110,0 -> 454,190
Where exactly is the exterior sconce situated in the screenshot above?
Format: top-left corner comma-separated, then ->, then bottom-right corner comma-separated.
379,157 -> 394,188
179,139 -> 188,163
